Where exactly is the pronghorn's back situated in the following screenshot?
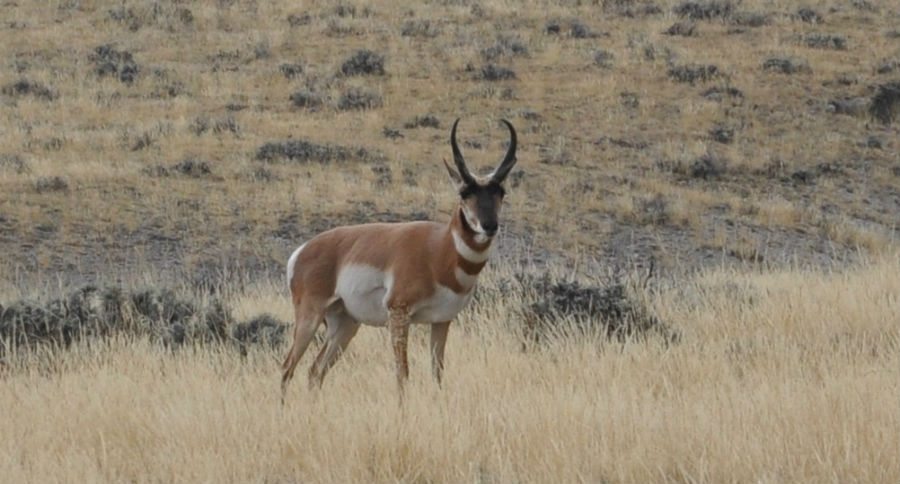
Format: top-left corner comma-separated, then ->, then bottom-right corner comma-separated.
286,221 -> 446,295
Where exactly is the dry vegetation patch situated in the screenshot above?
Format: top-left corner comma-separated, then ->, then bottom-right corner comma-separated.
0,285 -> 292,356
1,259 -> 898,482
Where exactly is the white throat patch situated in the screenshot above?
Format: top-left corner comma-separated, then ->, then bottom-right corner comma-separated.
452,230 -> 492,263
454,266 -> 478,289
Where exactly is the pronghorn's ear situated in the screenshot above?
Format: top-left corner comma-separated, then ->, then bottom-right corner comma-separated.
442,158 -> 464,185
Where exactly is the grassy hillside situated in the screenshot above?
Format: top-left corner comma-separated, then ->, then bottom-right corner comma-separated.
1,0 -> 898,285
1,0 -> 899,482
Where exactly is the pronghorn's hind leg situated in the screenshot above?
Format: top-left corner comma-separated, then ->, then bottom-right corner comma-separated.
281,300 -> 325,398
308,304 -> 360,389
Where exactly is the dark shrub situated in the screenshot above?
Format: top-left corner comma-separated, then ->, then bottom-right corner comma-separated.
0,286 -> 292,358
731,12 -> 769,27
620,92 -> 640,108
762,57 -> 811,74
667,64 -> 720,84
870,81 -> 900,124
796,7 -> 823,24
401,19 -> 440,38
232,314 -> 287,356
594,50 -> 615,68
250,166 -> 277,182
1,79 -> 56,100
371,163 -> 392,186
334,4 -> 373,18
481,35 -> 529,61
688,153 -> 728,179
337,88 -> 383,110
545,20 -> 562,34
0,154 -> 29,174
287,13 -> 311,27
570,21 -> 604,39
828,97 -> 868,117
709,125 -> 735,144
701,86 -> 744,101
340,50 -> 385,76
188,116 -> 238,136
0,287 -> 241,356
664,20 -> 696,36
477,64 -> 516,81
131,132 -> 154,151
403,114 -> 440,129
256,139 -> 377,164
383,127 -> 403,139
290,89 -> 324,109
673,1 -> 734,20
212,117 -> 239,135
172,159 -> 212,177
34,176 -> 69,193
280,63 -> 304,79
516,273 -> 675,345
876,59 -> 899,74
90,44 -> 139,83
804,33 -> 847,50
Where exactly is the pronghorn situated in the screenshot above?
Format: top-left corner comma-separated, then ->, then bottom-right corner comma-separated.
281,118 -> 518,396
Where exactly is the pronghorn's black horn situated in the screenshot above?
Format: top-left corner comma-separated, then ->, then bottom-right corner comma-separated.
450,118 -> 477,185
490,119 -> 517,184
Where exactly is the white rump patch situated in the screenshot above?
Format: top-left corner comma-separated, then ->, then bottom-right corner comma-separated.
452,230 -> 492,263
286,243 -> 306,287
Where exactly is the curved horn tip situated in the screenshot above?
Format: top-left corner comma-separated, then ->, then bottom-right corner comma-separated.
449,117 -> 475,184
490,118 -> 518,183
500,119 -> 516,134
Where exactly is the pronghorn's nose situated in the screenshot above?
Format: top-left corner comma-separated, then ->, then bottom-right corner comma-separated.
483,221 -> 498,236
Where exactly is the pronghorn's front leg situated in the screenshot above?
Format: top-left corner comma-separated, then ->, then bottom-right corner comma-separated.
430,321 -> 451,385
388,308 -> 411,394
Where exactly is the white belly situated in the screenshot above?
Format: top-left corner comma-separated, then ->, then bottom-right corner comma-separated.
334,264 -> 474,326
335,265 -> 391,324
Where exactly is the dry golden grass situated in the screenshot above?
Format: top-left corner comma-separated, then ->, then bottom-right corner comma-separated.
2,258 -> 899,483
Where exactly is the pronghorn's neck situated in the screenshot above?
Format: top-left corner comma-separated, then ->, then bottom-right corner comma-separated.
441,205 -> 493,293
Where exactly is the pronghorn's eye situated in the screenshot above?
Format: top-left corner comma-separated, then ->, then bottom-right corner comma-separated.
487,183 -> 506,198
459,185 -> 477,198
